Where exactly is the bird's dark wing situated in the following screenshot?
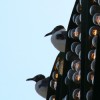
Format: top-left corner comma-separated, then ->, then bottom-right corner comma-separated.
56,31 -> 68,40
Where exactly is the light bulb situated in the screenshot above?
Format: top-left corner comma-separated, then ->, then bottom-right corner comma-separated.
79,51 -> 81,60
65,76 -> 71,85
71,26 -> 81,39
52,71 -> 58,80
66,51 -> 79,61
72,71 -> 81,84
98,0 -> 100,5
79,0 -> 82,5
91,60 -> 95,71
87,71 -> 94,84
92,36 -> 97,47
89,26 -> 100,37
58,60 -> 64,75
71,42 -> 79,52
94,0 -> 98,3
93,13 -> 100,25
89,5 -> 100,16
50,79 -> 57,90
94,49 -> 96,54
49,95 -> 56,100
86,90 -> 93,100
55,57 -> 60,70
67,69 -> 76,80
72,89 -> 80,100
72,14 -> 77,23
62,95 -> 68,100
88,50 -> 96,61
71,60 -> 81,71
75,44 -> 81,55
75,15 -> 81,25
69,27 -> 81,39
70,28 -> 76,39
76,3 -> 82,13
91,0 -> 98,3
75,26 -> 81,33
79,14 -> 82,22
71,31 -> 80,39
79,33 -> 81,41
68,29 -> 72,38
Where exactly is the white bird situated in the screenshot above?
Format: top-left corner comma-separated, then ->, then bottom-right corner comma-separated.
26,74 -> 50,98
45,25 -> 67,52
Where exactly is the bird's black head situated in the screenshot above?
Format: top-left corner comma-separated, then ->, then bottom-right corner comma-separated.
26,74 -> 45,82
53,25 -> 65,32
45,25 -> 65,37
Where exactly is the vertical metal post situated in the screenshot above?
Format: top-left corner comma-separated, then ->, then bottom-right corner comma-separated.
81,0 -> 92,99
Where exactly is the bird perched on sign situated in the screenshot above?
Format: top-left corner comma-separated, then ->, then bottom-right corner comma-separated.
26,74 -> 50,98
45,25 -> 67,52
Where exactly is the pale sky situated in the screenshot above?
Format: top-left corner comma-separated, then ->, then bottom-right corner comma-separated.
0,0 -> 75,100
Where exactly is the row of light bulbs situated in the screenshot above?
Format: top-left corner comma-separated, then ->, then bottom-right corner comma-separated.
64,1 -> 82,100
85,0 -> 100,99
48,57 -> 65,100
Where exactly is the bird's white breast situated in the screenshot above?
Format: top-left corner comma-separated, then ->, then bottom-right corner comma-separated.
51,29 -> 66,52
35,80 -> 48,98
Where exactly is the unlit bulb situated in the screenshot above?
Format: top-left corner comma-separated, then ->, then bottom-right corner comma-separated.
92,36 -> 97,48
91,60 -> 95,72
71,42 -> 79,52
86,90 -> 93,100
93,13 -> 100,26
89,5 -> 100,16
67,69 -> 76,80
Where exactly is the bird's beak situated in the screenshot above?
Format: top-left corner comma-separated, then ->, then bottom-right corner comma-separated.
44,32 -> 52,37
26,78 -> 34,81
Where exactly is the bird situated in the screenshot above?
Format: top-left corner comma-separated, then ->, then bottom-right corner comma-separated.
45,25 -> 67,52
26,74 -> 50,98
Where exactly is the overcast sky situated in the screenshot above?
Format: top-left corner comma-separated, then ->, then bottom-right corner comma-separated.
0,0 -> 75,100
